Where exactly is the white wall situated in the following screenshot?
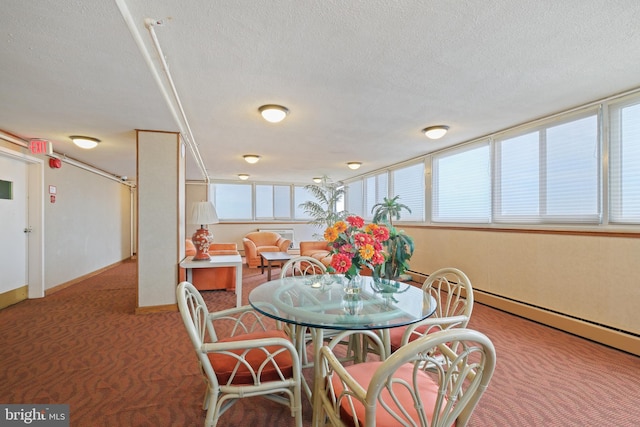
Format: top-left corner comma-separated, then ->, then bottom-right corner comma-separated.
43,159 -> 132,290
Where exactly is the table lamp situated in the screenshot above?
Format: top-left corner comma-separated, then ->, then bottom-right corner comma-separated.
190,201 -> 219,261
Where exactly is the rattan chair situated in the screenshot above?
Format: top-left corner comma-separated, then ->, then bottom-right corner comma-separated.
318,328 -> 496,427
365,267 -> 474,358
176,281 -> 302,427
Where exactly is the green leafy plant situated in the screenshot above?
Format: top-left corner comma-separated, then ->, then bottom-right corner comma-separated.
371,195 -> 414,280
299,176 -> 348,238
371,195 -> 411,227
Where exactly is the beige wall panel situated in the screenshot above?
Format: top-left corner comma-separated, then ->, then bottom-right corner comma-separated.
406,227 -> 638,335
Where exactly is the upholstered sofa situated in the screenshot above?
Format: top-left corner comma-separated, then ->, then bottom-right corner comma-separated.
299,240 -> 333,267
179,239 -> 239,291
242,231 -> 292,268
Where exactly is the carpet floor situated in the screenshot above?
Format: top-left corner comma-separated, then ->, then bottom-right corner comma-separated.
1,259 -> 639,426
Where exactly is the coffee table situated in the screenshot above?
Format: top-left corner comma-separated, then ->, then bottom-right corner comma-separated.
259,251 -> 292,280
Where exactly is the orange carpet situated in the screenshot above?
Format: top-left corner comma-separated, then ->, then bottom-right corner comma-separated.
1,259 -> 639,426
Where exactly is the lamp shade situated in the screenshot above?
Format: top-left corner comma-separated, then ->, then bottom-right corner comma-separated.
190,201 -> 219,226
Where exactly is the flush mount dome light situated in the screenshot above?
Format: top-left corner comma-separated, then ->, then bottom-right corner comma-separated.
422,125 -> 450,140
70,135 -> 101,149
243,154 -> 261,164
258,104 -> 289,123
347,162 -> 362,170
313,177 -> 322,183
238,174 -> 250,180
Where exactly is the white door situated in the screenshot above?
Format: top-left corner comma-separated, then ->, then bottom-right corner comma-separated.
0,154 -> 28,296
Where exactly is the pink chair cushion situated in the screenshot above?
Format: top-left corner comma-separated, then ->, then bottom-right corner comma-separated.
389,324 -> 440,352
331,361 -> 446,427
210,329 -> 294,385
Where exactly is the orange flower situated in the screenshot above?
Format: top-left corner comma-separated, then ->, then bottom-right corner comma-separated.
324,226 -> 339,242
358,244 -> 375,260
334,221 -> 347,233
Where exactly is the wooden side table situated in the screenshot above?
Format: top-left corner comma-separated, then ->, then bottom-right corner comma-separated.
259,251 -> 292,280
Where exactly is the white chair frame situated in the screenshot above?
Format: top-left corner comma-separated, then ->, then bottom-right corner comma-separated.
176,281 -> 303,427
318,328 -> 496,427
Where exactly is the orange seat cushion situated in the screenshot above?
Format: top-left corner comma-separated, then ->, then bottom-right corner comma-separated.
331,361 -> 445,427
210,330 -> 294,385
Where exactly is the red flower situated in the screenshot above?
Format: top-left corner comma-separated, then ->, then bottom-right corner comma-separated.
346,215 -> 364,228
331,253 -> 352,274
372,225 -> 390,242
353,232 -> 373,246
371,251 -> 385,265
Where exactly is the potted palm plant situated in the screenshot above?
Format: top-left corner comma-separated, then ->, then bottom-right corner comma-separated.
371,195 -> 415,281
299,176 -> 349,238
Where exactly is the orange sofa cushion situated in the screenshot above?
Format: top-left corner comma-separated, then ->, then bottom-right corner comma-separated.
299,241 -> 333,267
210,329 -> 294,385
331,361 -> 445,427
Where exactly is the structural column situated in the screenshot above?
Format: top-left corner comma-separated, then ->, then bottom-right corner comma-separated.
136,130 -> 186,311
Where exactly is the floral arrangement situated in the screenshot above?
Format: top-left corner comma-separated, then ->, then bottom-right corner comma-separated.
324,215 -> 389,279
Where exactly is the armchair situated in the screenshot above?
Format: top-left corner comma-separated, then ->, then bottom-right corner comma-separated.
176,282 -> 302,427
243,231 -> 291,268
318,328 -> 496,427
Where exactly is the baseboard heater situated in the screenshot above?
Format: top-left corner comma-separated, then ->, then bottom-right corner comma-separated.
407,269 -> 639,357
258,228 -> 295,249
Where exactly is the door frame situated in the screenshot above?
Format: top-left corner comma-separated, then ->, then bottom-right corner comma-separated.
0,146 -> 44,298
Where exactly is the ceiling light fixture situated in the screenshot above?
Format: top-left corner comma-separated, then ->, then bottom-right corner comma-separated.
243,154 -> 261,164
422,125 -> 450,140
313,177 -> 322,183
347,162 -> 362,170
69,135 -> 101,149
238,174 -> 250,180
258,104 -> 289,123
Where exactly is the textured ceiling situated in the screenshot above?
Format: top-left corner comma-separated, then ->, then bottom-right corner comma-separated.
2,0 -> 640,184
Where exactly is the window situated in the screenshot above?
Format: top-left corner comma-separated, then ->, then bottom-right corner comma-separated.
364,172 -> 388,219
495,111 -> 600,223
294,185 -> 314,219
346,181 -> 363,216
432,142 -> 491,223
212,183 -> 252,220
391,162 -> 425,222
255,185 -> 291,219
610,99 -> 640,223
255,185 -> 273,218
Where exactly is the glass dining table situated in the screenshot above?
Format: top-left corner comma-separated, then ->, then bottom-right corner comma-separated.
249,274 -> 437,426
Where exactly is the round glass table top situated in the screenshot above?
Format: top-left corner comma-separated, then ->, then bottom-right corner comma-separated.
249,274 -> 436,331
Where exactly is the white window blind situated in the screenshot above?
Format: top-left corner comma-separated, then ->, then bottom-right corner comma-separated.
294,185 -> 314,219
255,185 -> 273,218
391,162 -> 425,222
212,183 -> 252,220
346,180 -> 363,216
610,99 -> 640,223
495,111 -> 600,223
273,185 -> 291,218
432,142 -> 491,223
364,172 -> 388,219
